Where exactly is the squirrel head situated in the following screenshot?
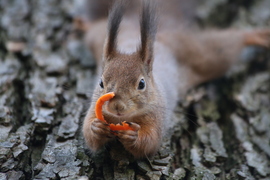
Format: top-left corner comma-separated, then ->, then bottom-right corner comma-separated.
99,0 -> 158,118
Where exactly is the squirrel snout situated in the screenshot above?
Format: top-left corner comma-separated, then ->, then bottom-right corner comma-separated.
115,102 -> 125,112
107,100 -> 127,116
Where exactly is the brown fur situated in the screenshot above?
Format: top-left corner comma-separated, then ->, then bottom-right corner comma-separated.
83,0 -> 270,158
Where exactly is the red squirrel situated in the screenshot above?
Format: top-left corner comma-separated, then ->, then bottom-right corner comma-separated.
82,0 -> 270,158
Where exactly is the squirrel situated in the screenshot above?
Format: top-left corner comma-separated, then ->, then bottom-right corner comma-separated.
82,0 -> 270,159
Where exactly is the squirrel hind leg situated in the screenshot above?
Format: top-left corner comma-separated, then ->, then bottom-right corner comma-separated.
244,29 -> 270,48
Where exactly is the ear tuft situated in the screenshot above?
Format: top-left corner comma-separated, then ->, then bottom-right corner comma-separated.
104,0 -> 126,59
140,0 -> 157,73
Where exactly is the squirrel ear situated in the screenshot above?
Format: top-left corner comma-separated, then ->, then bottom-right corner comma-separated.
139,0 -> 157,73
104,0 -> 125,59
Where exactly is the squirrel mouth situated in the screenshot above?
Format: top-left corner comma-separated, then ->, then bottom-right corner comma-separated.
108,108 -> 126,117
116,113 -> 122,116
114,110 -> 125,117
105,108 -> 125,117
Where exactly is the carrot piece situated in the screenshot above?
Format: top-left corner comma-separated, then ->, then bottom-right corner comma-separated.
109,121 -> 134,131
95,92 -> 134,131
95,92 -> 115,122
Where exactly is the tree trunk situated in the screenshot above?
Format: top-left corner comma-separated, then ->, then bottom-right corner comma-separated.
0,0 -> 269,179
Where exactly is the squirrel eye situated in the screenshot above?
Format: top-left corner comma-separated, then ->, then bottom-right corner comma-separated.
99,79 -> 104,89
138,79 -> 145,90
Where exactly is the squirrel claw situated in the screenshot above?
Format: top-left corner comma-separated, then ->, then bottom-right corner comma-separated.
125,122 -> 132,126
126,122 -> 140,131
110,130 -> 119,134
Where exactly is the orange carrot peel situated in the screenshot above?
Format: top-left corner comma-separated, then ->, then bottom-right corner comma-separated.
95,92 -> 115,122
95,92 -> 134,131
109,122 -> 133,131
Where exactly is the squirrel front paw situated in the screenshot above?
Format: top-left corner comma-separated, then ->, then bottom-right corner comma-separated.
91,118 -> 114,139
115,122 -> 160,158
116,122 -> 141,148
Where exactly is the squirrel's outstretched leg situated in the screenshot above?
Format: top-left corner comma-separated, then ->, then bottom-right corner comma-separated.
244,29 -> 270,48
168,29 -> 270,87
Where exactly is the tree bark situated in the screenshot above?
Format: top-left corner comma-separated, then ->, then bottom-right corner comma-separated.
0,0 -> 269,179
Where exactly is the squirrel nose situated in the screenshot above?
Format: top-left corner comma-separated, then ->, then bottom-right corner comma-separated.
114,101 -> 126,113
107,95 -> 126,115
110,94 -> 125,111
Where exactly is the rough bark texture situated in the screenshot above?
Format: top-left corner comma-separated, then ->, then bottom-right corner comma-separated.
0,0 -> 270,179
